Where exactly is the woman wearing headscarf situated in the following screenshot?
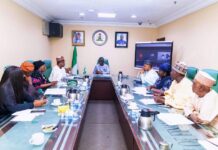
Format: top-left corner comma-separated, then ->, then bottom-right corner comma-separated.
0,66 -> 46,115
148,63 -> 172,92
20,61 -> 41,99
31,60 -> 57,90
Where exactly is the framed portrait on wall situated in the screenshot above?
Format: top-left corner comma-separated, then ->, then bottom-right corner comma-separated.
115,32 -> 128,48
92,30 -> 108,46
72,30 -> 85,46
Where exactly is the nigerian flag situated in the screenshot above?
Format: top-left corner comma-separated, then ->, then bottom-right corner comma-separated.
72,46 -> 78,74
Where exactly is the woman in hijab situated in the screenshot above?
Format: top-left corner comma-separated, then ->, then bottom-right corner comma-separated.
31,60 -> 57,90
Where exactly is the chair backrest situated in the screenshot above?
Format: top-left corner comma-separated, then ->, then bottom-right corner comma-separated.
186,67 -> 198,81
43,60 -> 52,79
202,69 -> 218,93
97,57 -> 109,66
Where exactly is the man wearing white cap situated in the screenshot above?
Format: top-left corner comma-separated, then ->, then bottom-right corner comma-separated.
184,71 -> 218,129
154,61 -> 193,109
49,56 -> 67,82
138,60 -> 159,85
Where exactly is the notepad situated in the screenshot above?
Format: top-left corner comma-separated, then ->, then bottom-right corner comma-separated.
11,114 -> 36,122
157,113 -> 193,125
11,109 -> 44,122
44,88 -> 66,95
198,140 -> 218,150
133,87 -> 151,97
12,109 -> 32,116
139,98 -> 157,105
120,94 -> 134,100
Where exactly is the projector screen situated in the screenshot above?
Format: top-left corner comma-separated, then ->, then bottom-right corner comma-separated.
135,41 -> 173,70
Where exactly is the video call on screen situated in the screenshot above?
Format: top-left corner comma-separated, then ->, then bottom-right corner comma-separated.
135,42 -> 173,70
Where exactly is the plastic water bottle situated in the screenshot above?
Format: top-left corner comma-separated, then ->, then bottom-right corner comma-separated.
118,71 -> 123,82
83,67 -> 87,75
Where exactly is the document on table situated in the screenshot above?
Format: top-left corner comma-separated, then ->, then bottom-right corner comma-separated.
120,94 -> 134,100
133,87 -> 151,96
12,109 -> 31,116
157,113 -> 193,125
11,109 -> 44,122
139,98 -> 157,105
198,140 -> 218,150
44,88 -> 66,95
11,114 -> 36,122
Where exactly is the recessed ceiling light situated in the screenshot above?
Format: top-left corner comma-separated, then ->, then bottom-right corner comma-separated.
131,15 -> 137,18
98,13 -> 116,18
79,12 -> 85,16
88,9 -> 95,12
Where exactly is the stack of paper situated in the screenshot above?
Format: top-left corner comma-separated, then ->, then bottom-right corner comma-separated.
157,113 -> 193,125
132,87 -> 150,96
120,94 -> 134,100
11,114 -> 36,122
198,140 -> 218,150
11,109 -> 44,122
139,98 -> 157,105
44,88 -> 66,95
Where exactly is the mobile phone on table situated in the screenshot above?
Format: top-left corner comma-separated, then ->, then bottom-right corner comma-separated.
31,109 -> 46,113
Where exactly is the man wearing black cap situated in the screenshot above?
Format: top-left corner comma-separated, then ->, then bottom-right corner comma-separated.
138,60 -> 159,85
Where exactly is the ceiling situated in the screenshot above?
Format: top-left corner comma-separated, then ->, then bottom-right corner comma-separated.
13,0 -> 218,27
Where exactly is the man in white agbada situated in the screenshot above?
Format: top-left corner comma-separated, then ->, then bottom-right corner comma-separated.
49,56 -> 67,82
154,61 -> 193,110
138,60 -> 159,85
184,71 -> 218,129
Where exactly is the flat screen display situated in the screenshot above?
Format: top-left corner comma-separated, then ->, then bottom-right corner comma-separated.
135,41 -> 173,70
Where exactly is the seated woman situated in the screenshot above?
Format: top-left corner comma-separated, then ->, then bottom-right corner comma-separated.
147,63 -> 172,95
0,66 -> 46,115
20,61 -> 41,99
31,60 -> 57,90
93,57 -> 110,74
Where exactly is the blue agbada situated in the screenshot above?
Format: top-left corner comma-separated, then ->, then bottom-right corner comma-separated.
154,76 -> 172,91
154,63 -> 172,91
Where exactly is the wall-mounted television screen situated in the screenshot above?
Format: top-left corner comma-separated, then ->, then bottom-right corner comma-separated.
135,41 -> 173,70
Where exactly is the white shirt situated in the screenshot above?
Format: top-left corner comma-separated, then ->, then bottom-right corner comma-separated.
184,90 -> 218,129
93,64 -> 110,74
139,69 -> 159,85
49,65 -> 67,82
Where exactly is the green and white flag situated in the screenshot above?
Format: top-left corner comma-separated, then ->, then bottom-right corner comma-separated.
72,46 -> 78,75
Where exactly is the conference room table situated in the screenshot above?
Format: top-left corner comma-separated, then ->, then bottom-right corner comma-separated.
0,75 -> 216,150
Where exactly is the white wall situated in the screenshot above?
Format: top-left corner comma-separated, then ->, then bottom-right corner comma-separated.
50,25 -> 158,76
0,0 -> 51,76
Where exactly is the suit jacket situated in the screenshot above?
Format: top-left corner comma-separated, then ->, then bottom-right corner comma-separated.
0,80 -> 34,116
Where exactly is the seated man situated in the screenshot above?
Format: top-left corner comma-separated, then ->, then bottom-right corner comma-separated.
93,57 -> 110,74
49,56 -> 68,82
147,63 -> 172,94
138,60 -> 159,85
184,71 -> 218,129
154,61 -> 193,110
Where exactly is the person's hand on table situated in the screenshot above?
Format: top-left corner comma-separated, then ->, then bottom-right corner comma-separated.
34,99 -> 47,107
50,81 -> 58,86
65,68 -> 71,74
96,70 -> 103,74
147,86 -> 153,91
189,113 -> 204,124
151,89 -> 164,96
154,95 -> 165,104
